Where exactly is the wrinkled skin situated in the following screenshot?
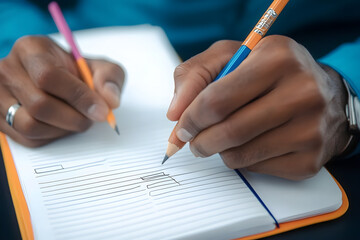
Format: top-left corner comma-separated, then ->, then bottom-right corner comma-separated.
167,36 -> 350,180
0,36 -> 124,147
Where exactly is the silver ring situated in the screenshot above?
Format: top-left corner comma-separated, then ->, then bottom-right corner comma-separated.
6,103 -> 21,127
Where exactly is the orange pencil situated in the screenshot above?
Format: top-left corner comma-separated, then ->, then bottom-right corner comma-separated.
162,0 -> 289,164
48,1 -> 119,135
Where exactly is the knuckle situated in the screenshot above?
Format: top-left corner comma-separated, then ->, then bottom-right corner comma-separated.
181,112 -> 202,137
99,60 -> 125,83
198,89 -> 226,122
190,141 -> 210,157
13,36 -> 55,59
35,66 -> 57,89
174,62 -> 192,80
245,165 -> 268,175
274,49 -> 297,69
261,35 -> 295,49
285,154 -> 322,181
281,173 -> 307,181
70,85 -> 92,107
0,60 -> 12,84
220,150 -> 248,169
27,94 -> 49,117
22,142 -> 40,148
19,117 -> 40,139
21,138 -> 48,148
301,74 -> 326,108
174,55 -> 218,90
310,129 -> 323,147
15,35 -> 50,48
210,40 -> 240,51
174,58 -> 211,83
260,36 -> 301,68
110,64 -> 125,85
301,125 -> 323,149
210,40 -> 232,48
107,62 -> 124,76
14,36 -> 46,52
222,120 -> 240,144
221,147 -> 263,170
301,159 -> 321,179
221,151 -> 238,169
14,36 -> 35,48
74,118 -> 92,132
210,40 -> 242,60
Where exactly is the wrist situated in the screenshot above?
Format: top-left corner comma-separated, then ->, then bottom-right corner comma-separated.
338,76 -> 360,157
318,63 -> 354,157
319,63 -> 360,158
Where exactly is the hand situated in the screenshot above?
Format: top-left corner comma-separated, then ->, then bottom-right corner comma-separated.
0,36 -> 124,147
167,36 -> 350,180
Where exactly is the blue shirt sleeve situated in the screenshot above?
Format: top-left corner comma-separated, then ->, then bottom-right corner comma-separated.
0,1 -> 56,58
319,37 -> 360,158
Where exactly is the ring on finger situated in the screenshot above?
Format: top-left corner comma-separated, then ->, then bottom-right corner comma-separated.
6,103 -> 21,127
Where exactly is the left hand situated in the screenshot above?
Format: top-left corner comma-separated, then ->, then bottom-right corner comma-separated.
167,35 -> 350,180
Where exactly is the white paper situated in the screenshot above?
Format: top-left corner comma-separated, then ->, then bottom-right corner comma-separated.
7,25 -> 275,240
241,168 -> 342,223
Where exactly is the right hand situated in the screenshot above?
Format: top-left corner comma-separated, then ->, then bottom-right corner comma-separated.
0,36 -> 125,147
166,37 -> 349,180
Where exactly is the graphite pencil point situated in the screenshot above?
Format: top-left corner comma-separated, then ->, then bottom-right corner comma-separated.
162,155 -> 169,165
114,125 -> 120,135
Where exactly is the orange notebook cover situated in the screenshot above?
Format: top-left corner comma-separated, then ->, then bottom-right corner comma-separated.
0,132 -> 348,240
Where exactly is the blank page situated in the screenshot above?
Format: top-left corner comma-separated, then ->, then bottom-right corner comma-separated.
241,168 -> 342,223
7,26 -> 275,240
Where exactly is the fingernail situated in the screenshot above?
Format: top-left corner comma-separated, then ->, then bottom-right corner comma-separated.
88,104 -> 108,121
176,128 -> 193,142
104,82 -> 120,105
168,93 -> 177,112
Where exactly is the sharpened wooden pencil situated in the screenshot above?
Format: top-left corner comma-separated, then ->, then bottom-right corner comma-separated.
48,1 -> 120,135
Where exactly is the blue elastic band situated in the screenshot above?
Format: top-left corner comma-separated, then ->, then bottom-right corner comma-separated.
235,169 -> 279,228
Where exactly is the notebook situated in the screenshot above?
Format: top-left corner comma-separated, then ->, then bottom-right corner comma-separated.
0,25 -> 348,240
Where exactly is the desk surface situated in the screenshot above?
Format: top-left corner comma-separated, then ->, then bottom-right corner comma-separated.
1,148 -> 359,240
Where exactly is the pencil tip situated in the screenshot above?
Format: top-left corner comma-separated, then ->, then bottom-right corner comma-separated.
162,155 -> 169,165
114,125 -> 120,135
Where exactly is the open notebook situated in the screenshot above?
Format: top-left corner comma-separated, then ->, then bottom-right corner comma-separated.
0,25 -> 348,240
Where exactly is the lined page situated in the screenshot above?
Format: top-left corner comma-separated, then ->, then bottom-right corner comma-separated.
6,26 -> 275,240
9,124 -> 274,240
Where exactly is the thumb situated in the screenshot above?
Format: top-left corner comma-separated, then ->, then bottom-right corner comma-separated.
167,40 -> 242,121
89,59 -> 125,109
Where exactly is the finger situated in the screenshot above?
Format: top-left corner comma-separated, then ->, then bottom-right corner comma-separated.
13,107 -> 73,140
0,120 -> 55,148
174,36 -> 311,143
189,74 -> 324,158
167,40 -> 241,121
245,150 -> 322,181
4,65 -> 92,132
0,88 -> 69,141
187,81 -> 291,157
219,113 -> 323,169
174,44 -> 289,143
13,36 -> 79,76
89,59 -> 125,109
20,55 -> 109,122
0,87 -> 73,140
0,87 -> 19,122
219,122 -> 294,169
